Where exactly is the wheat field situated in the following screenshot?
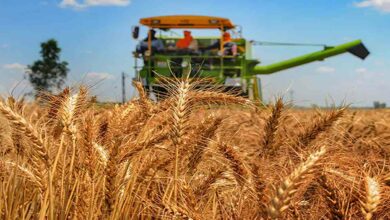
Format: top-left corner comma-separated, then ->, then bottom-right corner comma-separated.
0,78 -> 389,219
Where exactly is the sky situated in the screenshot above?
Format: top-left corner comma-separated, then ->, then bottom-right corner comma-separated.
1,0 -> 390,106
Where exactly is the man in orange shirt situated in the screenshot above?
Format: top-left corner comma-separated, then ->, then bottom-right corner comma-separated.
176,30 -> 193,49
203,32 -> 237,56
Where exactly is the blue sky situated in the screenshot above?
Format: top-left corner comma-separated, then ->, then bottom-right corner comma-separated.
0,0 -> 389,106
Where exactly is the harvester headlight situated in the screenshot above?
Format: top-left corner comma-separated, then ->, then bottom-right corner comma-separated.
151,19 -> 160,24
209,19 -> 220,24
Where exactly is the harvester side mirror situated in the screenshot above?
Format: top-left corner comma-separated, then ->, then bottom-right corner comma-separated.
132,26 -> 139,39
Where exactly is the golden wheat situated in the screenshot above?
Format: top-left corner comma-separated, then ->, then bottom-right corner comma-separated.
0,79 -> 388,219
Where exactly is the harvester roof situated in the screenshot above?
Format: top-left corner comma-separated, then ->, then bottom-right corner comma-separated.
139,15 -> 235,30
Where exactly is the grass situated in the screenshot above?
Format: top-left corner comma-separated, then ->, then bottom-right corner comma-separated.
0,79 -> 389,219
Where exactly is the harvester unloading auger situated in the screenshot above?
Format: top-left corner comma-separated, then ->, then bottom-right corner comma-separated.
132,15 -> 369,100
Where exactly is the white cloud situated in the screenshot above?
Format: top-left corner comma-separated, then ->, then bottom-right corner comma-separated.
3,63 -> 27,72
316,66 -> 336,73
83,50 -> 93,54
85,0 -> 130,6
355,67 -> 368,74
60,0 -> 84,9
354,68 -> 384,81
86,72 -> 114,80
355,0 -> 390,12
60,0 -> 130,9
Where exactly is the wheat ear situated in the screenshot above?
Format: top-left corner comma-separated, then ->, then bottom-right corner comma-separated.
267,147 -> 326,219
195,170 -> 224,198
46,87 -> 70,122
361,176 -> 381,220
171,78 -> 191,204
0,101 -> 49,192
295,108 -> 345,148
187,116 -> 222,175
104,134 -> 120,216
319,175 -> 345,220
262,97 -> 284,155
161,202 -> 194,220
1,160 -> 42,190
93,142 -> 109,167
218,142 -> 248,186
189,90 -> 252,106
60,87 -> 87,135
133,81 -> 153,114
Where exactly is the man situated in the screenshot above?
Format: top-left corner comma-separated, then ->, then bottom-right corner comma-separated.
135,29 -> 164,74
136,29 -> 164,55
203,32 -> 237,56
176,30 -> 194,49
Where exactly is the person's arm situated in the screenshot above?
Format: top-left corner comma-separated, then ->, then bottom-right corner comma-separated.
203,40 -> 220,50
136,41 -> 148,53
152,40 -> 165,52
231,43 -> 238,56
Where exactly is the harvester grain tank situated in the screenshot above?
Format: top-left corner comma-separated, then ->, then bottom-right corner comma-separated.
132,15 -> 369,100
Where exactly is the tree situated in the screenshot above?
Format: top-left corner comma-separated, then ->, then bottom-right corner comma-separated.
373,101 -> 386,109
27,39 -> 69,95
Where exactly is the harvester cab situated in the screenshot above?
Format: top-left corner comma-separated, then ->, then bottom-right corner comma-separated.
132,15 -> 369,101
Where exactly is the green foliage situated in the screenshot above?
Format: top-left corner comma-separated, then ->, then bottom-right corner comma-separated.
27,39 -> 69,95
373,101 -> 386,109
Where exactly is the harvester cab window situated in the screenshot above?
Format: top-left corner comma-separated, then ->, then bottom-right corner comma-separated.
136,27 -> 245,57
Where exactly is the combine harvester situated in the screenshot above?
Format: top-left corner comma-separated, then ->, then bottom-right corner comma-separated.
132,15 -> 369,100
